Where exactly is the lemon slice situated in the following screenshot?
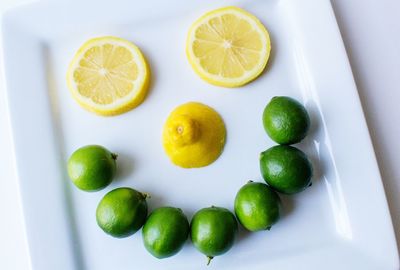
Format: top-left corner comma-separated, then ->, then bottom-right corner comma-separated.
67,36 -> 150,116
186,7 -> 271,87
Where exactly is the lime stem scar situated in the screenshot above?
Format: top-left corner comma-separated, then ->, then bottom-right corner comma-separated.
141,192 -> 151,200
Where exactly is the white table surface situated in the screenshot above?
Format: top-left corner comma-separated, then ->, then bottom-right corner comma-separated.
0,0 -> 399,269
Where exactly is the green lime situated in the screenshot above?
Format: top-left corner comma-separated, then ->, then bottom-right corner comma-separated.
190,206 -> 238,265
142,207 -> 189,259
260,145 -> 313,194
262,96 -> 310,144
96,187 -> 148,238
234,181 -> 280,231
67,145 -> 117,191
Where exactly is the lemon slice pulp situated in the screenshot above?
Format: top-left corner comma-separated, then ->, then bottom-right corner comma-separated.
67,36 -> 150,116
186,7 -> 271,87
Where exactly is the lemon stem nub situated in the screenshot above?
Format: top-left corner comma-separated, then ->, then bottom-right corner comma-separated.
206,256 -> 213,266
169,115 -> 201,146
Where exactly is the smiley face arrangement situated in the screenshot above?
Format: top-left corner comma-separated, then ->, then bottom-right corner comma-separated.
66,7 -> 315,265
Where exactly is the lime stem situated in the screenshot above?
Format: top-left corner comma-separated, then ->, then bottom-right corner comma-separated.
247,180 -> 254,183
206,256 -> 213,266
142,192 -> 151,200
111,153 -> 118,160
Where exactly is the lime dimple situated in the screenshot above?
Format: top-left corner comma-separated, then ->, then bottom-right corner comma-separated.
67,145 -> 117,191
234,182 -> 280,231
142,207 -> 189,259
190,206 -> 238,265
260,145 -> 313,194
263,96 -> 310,145
96,187 -> 148,238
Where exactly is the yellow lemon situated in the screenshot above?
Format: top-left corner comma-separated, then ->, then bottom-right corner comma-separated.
163,102 -> 226,168
67,36 -> 150,116
186,6 -> 271,87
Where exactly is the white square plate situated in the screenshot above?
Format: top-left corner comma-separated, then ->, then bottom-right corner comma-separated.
2,0 -> 398,269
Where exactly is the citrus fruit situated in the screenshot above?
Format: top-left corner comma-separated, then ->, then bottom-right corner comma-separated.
96,187 -> 148,238
67,145 -> 117,191
263,96 -> 310,144
142,207 -> 189,259
162,102 -> 226,168
67,36 -> 150,116
186,6 -> 271,87
234,181 -> 280,231
190,206 -> 238,265
260,145 -> 313,194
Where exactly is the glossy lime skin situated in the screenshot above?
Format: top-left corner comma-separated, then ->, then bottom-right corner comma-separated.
96,187 -> 148,238
67,145 -> 117,191
142,207 -> 189,259
190,206 -> 238,260
260,145 -> 313,194
234,182 -> 280,231
263,96 -> 310,145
